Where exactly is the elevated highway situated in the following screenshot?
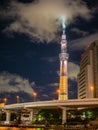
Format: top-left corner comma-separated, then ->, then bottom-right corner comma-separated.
3,98 -> 98,109
1,98 -> 98,125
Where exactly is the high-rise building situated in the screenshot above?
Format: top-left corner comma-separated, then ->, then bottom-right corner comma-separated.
58,33 -> 69,100
78,40 -> 98,99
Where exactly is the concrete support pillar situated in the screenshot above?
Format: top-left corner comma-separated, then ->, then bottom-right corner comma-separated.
5,111 -> 11,124
29,109 -> 34,123
62,107 -> 67,125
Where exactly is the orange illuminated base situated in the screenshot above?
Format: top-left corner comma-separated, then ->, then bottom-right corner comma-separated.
59,75 -> 68,100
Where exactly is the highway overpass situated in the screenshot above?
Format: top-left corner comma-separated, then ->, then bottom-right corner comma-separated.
1,98 -> 98,125
3,98 -> 98,109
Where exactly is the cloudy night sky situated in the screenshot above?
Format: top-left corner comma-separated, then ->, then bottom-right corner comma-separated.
0,0 -> 98,103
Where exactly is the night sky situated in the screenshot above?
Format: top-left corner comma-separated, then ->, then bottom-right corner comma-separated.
0,0 -> 98,104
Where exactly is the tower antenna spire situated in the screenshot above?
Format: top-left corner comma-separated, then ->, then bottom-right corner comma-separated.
61,15 -> 66,34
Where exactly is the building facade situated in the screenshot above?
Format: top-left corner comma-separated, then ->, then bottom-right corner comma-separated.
78,40 -> 98,99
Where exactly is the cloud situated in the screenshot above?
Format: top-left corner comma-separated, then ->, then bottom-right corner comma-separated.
68,62 -> 80,80
0,71 -> 34,94
48,83 -> 59,87
70,28 -> 89,36
70,32 -> 98,51
1,0 -> 92,42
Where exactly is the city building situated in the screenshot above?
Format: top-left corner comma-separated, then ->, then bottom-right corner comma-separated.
78,40 -> 98,99
58,32 -> 69,100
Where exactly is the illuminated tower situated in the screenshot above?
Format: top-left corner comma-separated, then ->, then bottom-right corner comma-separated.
59,29 -> 69,100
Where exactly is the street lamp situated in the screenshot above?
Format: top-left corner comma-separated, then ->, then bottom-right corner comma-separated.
56,89 -> 60,99
90,86 -> 94,91
57,89 -> 60,94
33,92 -> 37,102
3,98 -> 7,104
16,95 -> 19,103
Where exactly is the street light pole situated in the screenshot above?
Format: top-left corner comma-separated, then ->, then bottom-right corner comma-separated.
57,89 -> 60,100
16,95 -> 19,103
3,98 -> 7,104
33,92 -> 37,102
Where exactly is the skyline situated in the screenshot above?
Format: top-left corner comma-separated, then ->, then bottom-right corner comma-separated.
0,0 -> 98,103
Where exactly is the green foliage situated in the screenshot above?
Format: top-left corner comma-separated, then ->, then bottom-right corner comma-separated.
33,108 -> 62,124
11,113 -> 17,121
0,113 -> 6,121
66,108 -> 98,125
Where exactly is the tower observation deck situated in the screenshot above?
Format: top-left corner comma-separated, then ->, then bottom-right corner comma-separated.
59,31 -> 69,100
